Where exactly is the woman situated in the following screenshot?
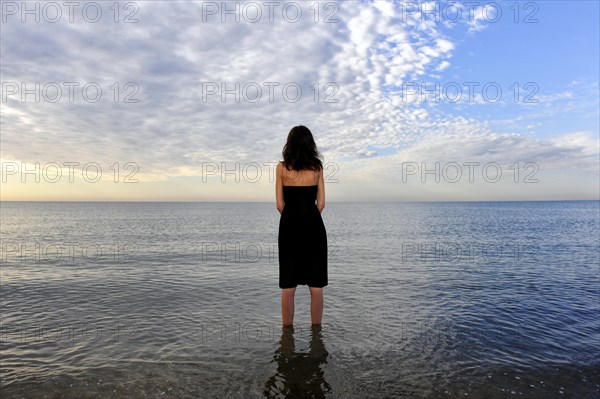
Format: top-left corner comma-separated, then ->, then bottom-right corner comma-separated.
276,125 -> 328,327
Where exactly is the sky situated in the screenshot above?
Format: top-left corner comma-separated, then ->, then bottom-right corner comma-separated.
1,0 -> 598,201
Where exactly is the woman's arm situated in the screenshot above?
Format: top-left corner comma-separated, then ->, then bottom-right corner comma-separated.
316,167 -> 325,213
276,162 -> 285,214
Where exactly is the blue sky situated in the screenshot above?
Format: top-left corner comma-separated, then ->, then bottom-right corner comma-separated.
1,0 -> 598,201
439,1 -> 599,138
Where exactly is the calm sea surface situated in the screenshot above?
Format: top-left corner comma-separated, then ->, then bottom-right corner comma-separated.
1,201 -> 599,398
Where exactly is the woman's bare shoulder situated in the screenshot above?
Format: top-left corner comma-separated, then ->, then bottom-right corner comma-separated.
277,162 -> 285,175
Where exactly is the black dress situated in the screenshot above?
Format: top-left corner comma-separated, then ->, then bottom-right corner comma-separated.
278,185 -> 328,288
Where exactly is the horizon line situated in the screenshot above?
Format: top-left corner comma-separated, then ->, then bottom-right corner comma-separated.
1,199 -> 598,203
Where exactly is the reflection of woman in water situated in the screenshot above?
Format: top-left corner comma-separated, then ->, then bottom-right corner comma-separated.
263,324 -> 331,398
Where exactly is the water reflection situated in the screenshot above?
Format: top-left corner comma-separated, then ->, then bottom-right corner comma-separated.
263,324 -> 331,398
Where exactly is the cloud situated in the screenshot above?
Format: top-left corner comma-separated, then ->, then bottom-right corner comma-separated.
340,119 -> 599,180
466,4 -> 495,34
1,2 -> 460,176
0,1 -> 597,201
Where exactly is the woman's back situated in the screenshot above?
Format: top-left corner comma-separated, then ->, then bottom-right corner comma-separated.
280,163 -> 320,187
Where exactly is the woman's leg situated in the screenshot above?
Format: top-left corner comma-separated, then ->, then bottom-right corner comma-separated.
282,287 -> 296,326
309,287 -> 323,325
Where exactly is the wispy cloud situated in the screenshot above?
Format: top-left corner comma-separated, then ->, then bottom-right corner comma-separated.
1,1 -> 598,200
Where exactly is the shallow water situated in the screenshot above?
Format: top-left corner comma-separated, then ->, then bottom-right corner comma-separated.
1,201 -> 599,398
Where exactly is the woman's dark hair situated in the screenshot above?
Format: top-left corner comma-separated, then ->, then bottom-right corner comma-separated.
281,125 -> 323,171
